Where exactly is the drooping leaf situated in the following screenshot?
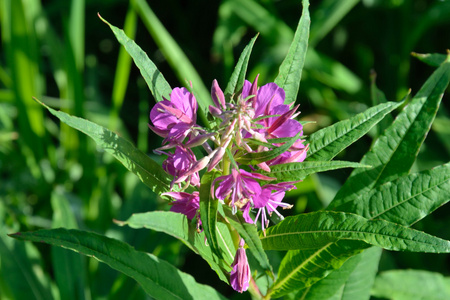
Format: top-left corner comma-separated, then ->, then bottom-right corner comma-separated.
115,211 -> 233,283
371,270 -> 450,300
200,172 -> 222,260
334,163 -> 450,226
224,34 -> 258,98
269,240 -> 368,298
274,0 -> 310,105
220,206 -> 273,276
236,131 -> 302,165
330,57 -> 450,208
257,161 -> 369,183
99,14 -> 172,103
37,99 -> 172,196
260,211 -> 450,253
9,229 -> 227,300
306,101 -> 403,162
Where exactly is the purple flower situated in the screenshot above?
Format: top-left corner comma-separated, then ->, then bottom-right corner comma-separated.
163,191 -> 200,220
149,87 -> 198,143
230,238 -> 251,293
162,146 -> 200,187
242,182 -> 296,229
214,168 -> 274,213
241,78 -> 308,165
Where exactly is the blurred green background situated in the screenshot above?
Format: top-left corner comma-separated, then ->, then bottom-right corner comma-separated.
1,0 -> 449,299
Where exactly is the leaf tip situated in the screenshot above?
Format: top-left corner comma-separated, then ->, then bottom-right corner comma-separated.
113,219 -> 126,226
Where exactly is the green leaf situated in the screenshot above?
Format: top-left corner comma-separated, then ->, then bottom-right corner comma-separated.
412,52 -> 448,67
274,0 -> 310,105
37,99 -> 172,196
334,163 -> 450,226
200,172 -> 222,260
295,247 -> 362,300
99,14 -> 172,103
260,211 -> 450,253
115,211 -> 233,283
372,270 -> 450,300
9,229 -> 227,300
330,58 -> 450,209
221,206 -> 273,276
257,161 -> 369,183
236,131 -> 302,165
306,101 -> 403,161
270,240 -> 368,297
297,246 -> 382,300
224,34 -> 258,98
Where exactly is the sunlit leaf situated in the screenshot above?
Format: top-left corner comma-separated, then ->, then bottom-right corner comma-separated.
330,57 -> 450,208
99,14 -> 172,103
224,34 -> 258,98
306,101 -> 403,161
9,229 -> 227,300
274,0 -> 310,105
37,99 -> 172,196
115,211 -> 233,283
260,211 -> 450,253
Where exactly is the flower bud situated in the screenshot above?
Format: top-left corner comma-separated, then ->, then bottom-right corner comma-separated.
211,79 -> 226,109
230,238 -> 250,293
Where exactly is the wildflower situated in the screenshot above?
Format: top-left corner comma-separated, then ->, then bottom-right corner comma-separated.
230,238 -> 251,293
163,191 -> 200,220
162,146 -> 200,187
243,182 -> 296,229
214,168 -> 274,213
149,87 -> 198,143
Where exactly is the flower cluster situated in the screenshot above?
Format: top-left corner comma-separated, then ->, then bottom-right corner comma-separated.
149,77 -> 307,292
149,77 -> 307,229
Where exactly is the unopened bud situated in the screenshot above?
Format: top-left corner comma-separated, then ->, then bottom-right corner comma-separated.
211,79 -> 226,109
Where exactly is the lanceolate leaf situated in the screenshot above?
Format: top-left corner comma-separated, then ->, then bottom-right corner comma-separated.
9,229 -> 227,300
257,161 -> 369,182
306,101 -> 403,162
412,52 -> 448,67
37,99 -> 172,196
274,0 -> 310,105
334,163 -> 450,226
99,14 -> 172,102
260,211 -> 450,253
221,206 -> 273,275
115,211 -> 233,283
269,240 -> 368,297
236,131 -> 302,165
224,34 -> 258,98
372,270 -> 450,300
200,172 -> 222,260
295,247 -> 362,300
297,246 -> 382,300
330,57 -> 450,208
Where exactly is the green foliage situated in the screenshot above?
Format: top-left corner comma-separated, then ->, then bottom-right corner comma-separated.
2,0 -> 450,299
9,229 -> 227,300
